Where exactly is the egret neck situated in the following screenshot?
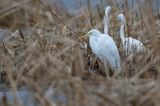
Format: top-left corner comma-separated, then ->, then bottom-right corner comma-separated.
89,31 -> 101,55
120,16 -> 126,45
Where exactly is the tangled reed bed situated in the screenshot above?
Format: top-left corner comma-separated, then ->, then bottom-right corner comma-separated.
0,0 -> 160,106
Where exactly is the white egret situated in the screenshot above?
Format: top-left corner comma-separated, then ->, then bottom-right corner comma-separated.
80,29 -> 121,71
79,6 -> 113,60
117,13 -> 146,55
103,6 -> 117,35
104,6 -> 112,35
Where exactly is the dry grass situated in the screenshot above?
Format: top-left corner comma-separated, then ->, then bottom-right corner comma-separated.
0,0 -> 160,106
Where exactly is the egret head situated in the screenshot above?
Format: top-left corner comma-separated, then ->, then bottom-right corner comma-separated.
117,13 -> 126,23
87,29 -> 101,37
79,29 -> 101,39
105,6 -> 117,15
105,6 -> 112,15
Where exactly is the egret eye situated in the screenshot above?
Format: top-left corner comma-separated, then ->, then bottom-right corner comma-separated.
89,32 -> 92,35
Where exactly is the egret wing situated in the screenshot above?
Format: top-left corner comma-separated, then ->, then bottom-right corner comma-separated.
125,37 -> 145,54
97,34 -> 121,70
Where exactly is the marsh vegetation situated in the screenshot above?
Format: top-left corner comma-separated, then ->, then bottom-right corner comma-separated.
0,0 -> 160,106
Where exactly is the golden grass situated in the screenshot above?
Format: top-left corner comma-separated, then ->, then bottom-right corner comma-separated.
0,0 -> 160,106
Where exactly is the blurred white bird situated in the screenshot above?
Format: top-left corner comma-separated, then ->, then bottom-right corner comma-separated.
104,6 -> 112,35
104,6 -> 117,35
117,13 -> 146,55
79,6 -> 113,61
79,29 -> 121,71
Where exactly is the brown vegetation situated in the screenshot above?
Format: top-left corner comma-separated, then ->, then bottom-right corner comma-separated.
0,0 -> 160,106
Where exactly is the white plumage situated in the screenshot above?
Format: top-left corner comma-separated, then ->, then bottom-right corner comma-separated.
80,29 -> 121,71
117,13 -> 146,55
104,6 -> 112,35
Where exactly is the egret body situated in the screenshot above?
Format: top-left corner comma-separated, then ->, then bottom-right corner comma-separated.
80,29 -> 121,71
117,14 -> 146,55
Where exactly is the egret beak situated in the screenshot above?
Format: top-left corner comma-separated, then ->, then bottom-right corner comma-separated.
79,33 -> 89,39
116,16 -> 121,21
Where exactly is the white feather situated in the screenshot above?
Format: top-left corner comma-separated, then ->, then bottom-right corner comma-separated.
104,6 -> 112,35
117,13 -> 146,55
88,29 -> 121,71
